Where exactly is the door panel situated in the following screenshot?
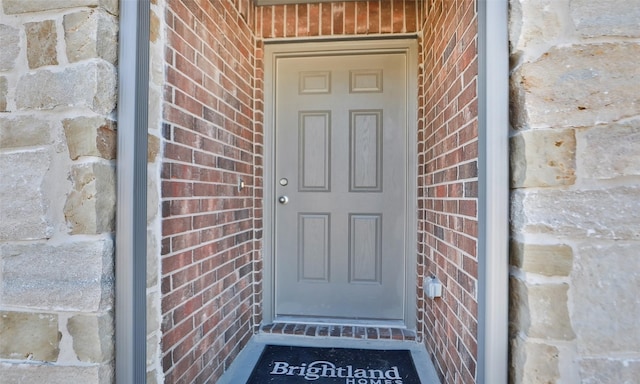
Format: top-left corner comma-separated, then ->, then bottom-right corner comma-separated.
349,213 -> 382,284
298,213 -> 330,282
350,110 -> 382,191
275,52 -> 408,321
299,112 -> 331,191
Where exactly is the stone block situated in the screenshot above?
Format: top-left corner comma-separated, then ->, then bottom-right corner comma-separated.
147,173 -> 159,224
0,311 -> 60,362
513,43 -> 640,129
0,239 -> 114,311
511,129 -> 576,188
508,0 -> 569,59
146,290 -> 160,336
0,76 -> 7,112
0,149 -> 52,241
577,120 -> 640,180
512,186 -> 640,239
67,312 -> 113,363
147,229 -> 159,288
25,20 -> 58,69
510,336 -> 560,384
146,331 -> 159,367
16,61 -> 116,115
510,278 -> 575,340
64,10 -> 118,64
64,162 -> 116,234
0,363 -> 114,384
150,10 -> 160,43
99,363 -> 114,384
510,241 -> 573,277
148,134 -> 160,163
579,358 -> 640,384
509,277 -> 530,337
0,24 -> 20,71
528,283 -> 575,340
571,0 -> 640,38
147,370 -> 159,384
3,0 -> 118,15
0,116 -> 51,149
148,85 -> 163,126
571,242 -> 640,355
63,116 -> 116,160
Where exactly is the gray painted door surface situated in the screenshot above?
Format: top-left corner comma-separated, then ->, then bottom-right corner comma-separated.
275,52 -> 408,321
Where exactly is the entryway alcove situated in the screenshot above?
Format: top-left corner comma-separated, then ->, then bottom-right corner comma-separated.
156,1 -> 499,383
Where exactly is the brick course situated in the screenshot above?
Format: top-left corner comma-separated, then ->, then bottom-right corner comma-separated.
261,323 -> 417,341
257,0 -> 420,38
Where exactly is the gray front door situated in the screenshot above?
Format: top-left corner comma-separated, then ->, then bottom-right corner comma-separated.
274,51 -> 409,322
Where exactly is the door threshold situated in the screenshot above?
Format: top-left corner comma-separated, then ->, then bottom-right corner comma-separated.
217,333 -> 441,384
261,322 -> 417,341
273,316 -> 407,328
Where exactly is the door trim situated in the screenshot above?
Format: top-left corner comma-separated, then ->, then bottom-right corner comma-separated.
263,38 -> 418,329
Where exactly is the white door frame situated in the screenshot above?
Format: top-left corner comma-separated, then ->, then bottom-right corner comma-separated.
262,38 -> 419,328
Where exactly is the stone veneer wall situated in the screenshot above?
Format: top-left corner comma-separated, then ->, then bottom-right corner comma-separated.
418,1 -> 479,383
509,0 -> 640,382
0,0 -> 118,382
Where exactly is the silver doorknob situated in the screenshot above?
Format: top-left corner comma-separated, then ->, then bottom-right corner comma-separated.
278,196 -> 289,205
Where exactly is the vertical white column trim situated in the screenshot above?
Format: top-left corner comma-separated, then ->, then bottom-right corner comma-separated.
116,0 -> 149,382
477,1 -> 509,383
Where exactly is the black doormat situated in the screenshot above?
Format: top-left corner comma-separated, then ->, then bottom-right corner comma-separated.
246,345 -> 422,384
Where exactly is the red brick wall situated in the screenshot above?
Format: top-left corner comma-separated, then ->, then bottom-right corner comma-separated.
161,0 -> 257,382
252,0 -> 421,332
418,1 -> 479,383
159,1 -> 478,383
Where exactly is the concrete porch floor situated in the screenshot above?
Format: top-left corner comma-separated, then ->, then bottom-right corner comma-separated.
218,332 -> 441,383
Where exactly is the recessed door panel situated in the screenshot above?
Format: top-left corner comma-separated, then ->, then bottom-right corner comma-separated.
350,110 -> 382,192
349,214 -> 382,284
298,213 -> 330,282
299,112 -> 331,192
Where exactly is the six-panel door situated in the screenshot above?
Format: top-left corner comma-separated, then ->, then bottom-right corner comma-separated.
275,52 -> 408,321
